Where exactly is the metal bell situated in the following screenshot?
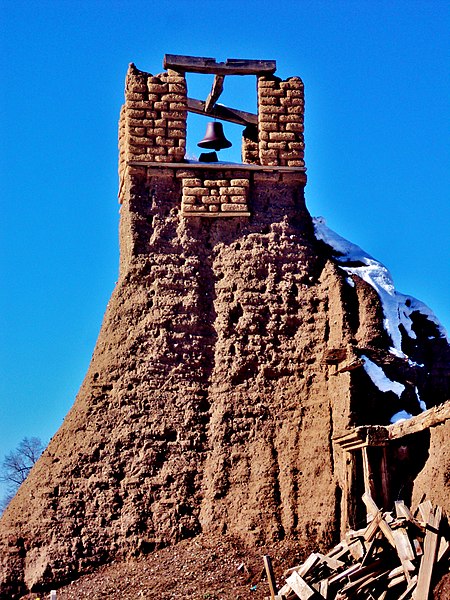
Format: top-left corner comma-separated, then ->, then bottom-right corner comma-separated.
197,121 -> 232,151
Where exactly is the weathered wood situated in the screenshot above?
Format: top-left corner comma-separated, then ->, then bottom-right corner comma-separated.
127,160 -> 307,173
395,500 -> 414,521
334,426 -> 389,451
362,494 -> 396,548
263,555 -> 278,600
413,506 -> 442,599
417,500 -> 433,524
319,579 -> 328,598
387,400 -> 450,440
164,54 -> 277,75
204,75 -> 224,112
334,400 -> 450,451
398,576 -> 417,600
285,571 -> 316,599
284,553 -> 321,578
363,511 -> 383,542
187,97 -> 258,125
328,562 -> 362,585
437,537 -> 450,562
362,447 -> 376,500
379,446 -> 390,509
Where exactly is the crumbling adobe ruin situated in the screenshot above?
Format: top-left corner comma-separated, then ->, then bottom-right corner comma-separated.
0,55 -> 449,598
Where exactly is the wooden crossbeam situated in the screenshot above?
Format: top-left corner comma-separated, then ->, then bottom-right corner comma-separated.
187,98 -> 258,126
334,400 -> 450,450
205,75 -> 225,112
164,54 -> 276,75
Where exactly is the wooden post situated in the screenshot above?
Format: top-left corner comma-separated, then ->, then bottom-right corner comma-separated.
362,447 -> 376,502
263,555 -> 278,600
380,446 -> 390,509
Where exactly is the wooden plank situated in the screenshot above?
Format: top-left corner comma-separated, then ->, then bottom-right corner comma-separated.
263,555 -> 278,600
164,54 -> 277,75
398,576 -> 417,600
284,553 -> 321,578
285,571 -> 316,599
328,562 -> 362,585
413,506 -> 442,599
187,97 -> 258,125
417,500 -> 433,524
362,494 -> 396,548
437,537 -> 450,563
127,160 -> 306,173
347,537 -> 365,561
395,500 -> 414,521
319,579 -> 328,599
204,75 -> 224,112
363,511 -> 383,542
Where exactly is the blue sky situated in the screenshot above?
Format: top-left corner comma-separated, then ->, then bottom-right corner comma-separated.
0,0 -> 449,499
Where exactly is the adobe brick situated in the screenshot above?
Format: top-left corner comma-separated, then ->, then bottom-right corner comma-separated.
147,83 -> 168,93
269,132 -> 296,141
222,203 -> 248,211
183,178 -> 202,187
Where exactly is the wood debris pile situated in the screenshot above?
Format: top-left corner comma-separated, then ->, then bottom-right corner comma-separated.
264,494 -> 449,599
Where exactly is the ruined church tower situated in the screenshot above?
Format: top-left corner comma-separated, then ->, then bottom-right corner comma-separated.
1,56 -> 449,597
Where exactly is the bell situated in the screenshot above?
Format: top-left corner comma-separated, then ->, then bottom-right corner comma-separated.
197,121 -> 232,151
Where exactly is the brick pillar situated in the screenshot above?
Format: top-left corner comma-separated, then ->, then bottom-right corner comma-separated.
257,75 -> 305,167
123,63 -> 187,164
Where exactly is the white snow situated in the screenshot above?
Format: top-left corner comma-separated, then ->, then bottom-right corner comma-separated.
313,217 -> 448,356
390,410 -> 413,424
361,355 -> 405,397
415,386 -> 427,412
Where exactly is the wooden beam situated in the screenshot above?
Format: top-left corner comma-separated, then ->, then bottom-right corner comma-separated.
205,75 -> 225,112
263,555 -> 278,600
187,97 -> 258,125
413,506 -> 442,599
164,54 -> 276,75
387,401 -> 450,440
334,400 -> 450,451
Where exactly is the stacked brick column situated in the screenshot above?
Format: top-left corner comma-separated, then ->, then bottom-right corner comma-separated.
122,63 -> 187,164
257,75 -> 305,167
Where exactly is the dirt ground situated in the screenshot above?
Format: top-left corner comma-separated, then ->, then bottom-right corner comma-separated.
18,534 -> 307,600
18,532 -> 449,600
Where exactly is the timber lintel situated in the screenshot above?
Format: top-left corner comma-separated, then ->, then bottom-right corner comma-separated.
164,54 -> 277,75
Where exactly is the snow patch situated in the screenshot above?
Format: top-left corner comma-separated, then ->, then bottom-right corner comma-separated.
415,386 -> 427,412
361,355 -> 405,397
390,410 -> 413,424
313,217 -> 448,356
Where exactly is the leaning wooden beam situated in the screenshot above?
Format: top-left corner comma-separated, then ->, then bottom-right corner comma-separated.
187,97 -> 258,126
164,54 -> 276,75
205,75 -> 225,112
263,555 -> 278,600
413,506 -> 442,599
